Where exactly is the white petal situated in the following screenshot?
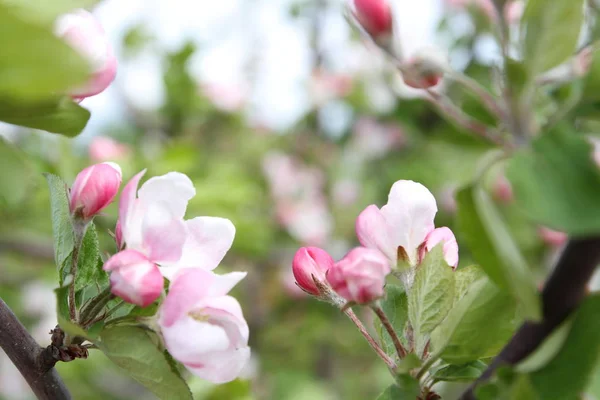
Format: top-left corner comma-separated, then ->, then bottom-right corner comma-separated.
137,172 -> 195,220
177,217 -> 236,270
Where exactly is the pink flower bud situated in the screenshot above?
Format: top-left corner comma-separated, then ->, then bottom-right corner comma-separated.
326,247 -> 391,304
538,227 -> 568,248
89,136 -> 130,162
292,247 -> 334,295
55,9 -> 117,99
421,227 -> 459,268
103,249 -> 163,307
69,162 -> 122,219
402,48 -> 447,89
353,0 -> 393,40
493,173 -> 514,204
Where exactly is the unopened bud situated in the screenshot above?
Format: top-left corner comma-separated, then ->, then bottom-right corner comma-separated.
69,162 -> 122,219
420,227 -> 459,269
353,0 -> 393,42
326,247 -> 390,304
292,247 -> 334,295
402,48 -> 447,89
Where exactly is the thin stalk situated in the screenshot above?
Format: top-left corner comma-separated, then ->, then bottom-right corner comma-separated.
371,304 -> 407,359
79,287 -> 115,327
343,308 -> 396,370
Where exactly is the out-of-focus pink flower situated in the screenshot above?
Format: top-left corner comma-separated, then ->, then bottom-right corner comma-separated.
103,249 -> 164,307
104,170 -> 236,305
69,162 -> 122,219
202,83 -> 247,112
503,1 -> 524,25
421,227 -> 459,268
353,0 -> 393,40
351,117 -> 406,160
89,136 -> 130,162
55,9 -> 117,99
326,247 -> 391,303
538,227 -> 568,248
282,268 -> 308,298
493,173 -> 514,204
310,69 -> 353,105
158,268 -> 250,383
292,247 -> 334,295
356,180 -> 439,266
401,48 -> 447,89
115,219 -> 123,250
573,47 -> 593,78
438,185 -> 457,215
332,179 -> 361,206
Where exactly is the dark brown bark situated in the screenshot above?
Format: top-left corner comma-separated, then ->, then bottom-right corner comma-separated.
461,236 -> 600,399
0,298 -> 71,400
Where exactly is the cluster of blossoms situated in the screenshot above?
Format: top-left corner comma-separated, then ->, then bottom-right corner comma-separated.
68,163 -> 250,383
293,180 -> 458,304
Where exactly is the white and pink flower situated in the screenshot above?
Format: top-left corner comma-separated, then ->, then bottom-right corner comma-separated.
55,9 -> 117,100
292,247 -> 335,295
158,268 -> 250,383
104,170 -> 236,305
356,180 -> 458,268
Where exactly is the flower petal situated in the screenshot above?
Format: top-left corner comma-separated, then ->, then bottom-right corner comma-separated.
380,180 -> 437,263
141,201 -> 187,264
424,227 -> 459,268
175,217 -> 236,271
355,205 -> 395,262
137,172 -> 195,220
185,346 -> 251,384
119,169 -> 146,248
206,272 -> 248,298
159,268 -> 215,327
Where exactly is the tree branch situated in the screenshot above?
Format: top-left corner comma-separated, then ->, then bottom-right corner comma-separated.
0,298 -> 71,400
461,236 -> 600,399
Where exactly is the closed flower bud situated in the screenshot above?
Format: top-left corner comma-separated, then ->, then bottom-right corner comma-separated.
402,48 -> 447,89
69,162 -> 122,219
103,249 -> 163,307
421,227 -> 459,269
292,247 -> 335,295
55,9 -> 117,99
353,0 -> 393,41
327,247 -> 391,304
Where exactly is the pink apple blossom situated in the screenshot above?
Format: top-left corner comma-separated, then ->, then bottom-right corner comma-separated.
159,268 -> 250,383
89,136 -> 130,162
292,247 -> 335,295
421,227 -> 459,268
493,173 -> 514,204
69,162 -> 122,219
401,48 -> 447,89
353,0 -> 393,40
503,1 -> 524,25
351,118 -> 406,160
538,227 -> 568,248
356,180 -> 459,269
326,247 -> 391,304
55,9 -> 117,99
104,170 -> 236,305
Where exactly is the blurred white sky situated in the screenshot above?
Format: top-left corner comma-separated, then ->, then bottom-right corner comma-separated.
80,0 -> 445,139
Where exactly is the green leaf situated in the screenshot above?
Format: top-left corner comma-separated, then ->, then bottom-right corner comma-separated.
454,265 -> 485,301
75,223 -> 100,292
45,173 -> 75,283
408,245 -> 455,355
431,277 -> 518,364
0,0 -> 99,25
378,284 -> 408,355
0,137 -> 34,207
506,126 -> 600,235
0,4 -> 89,100
456,185 -> 541,320
376,378 -> 420,400
396,353 -> 422,374
54,284 -> 89,339
99,326 -> 193,400
530,295 -> 600,399
511,375 -> 540,400
431,360 -> 487,382
522,0 -> 584,74
0,96 -> 90,136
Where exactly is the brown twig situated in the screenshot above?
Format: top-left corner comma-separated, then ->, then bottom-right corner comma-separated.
343,308 -> 396,370
461,236 -> 600,399
372,304 -> 408,359
0,298 -> 71,400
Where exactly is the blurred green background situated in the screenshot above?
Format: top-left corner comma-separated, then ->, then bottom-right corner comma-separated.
0,0 -> 566,399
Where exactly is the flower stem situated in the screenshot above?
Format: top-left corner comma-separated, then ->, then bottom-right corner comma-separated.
79,287 -> 115,327
372,304 -> 407,360
343,308 -> 396,370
